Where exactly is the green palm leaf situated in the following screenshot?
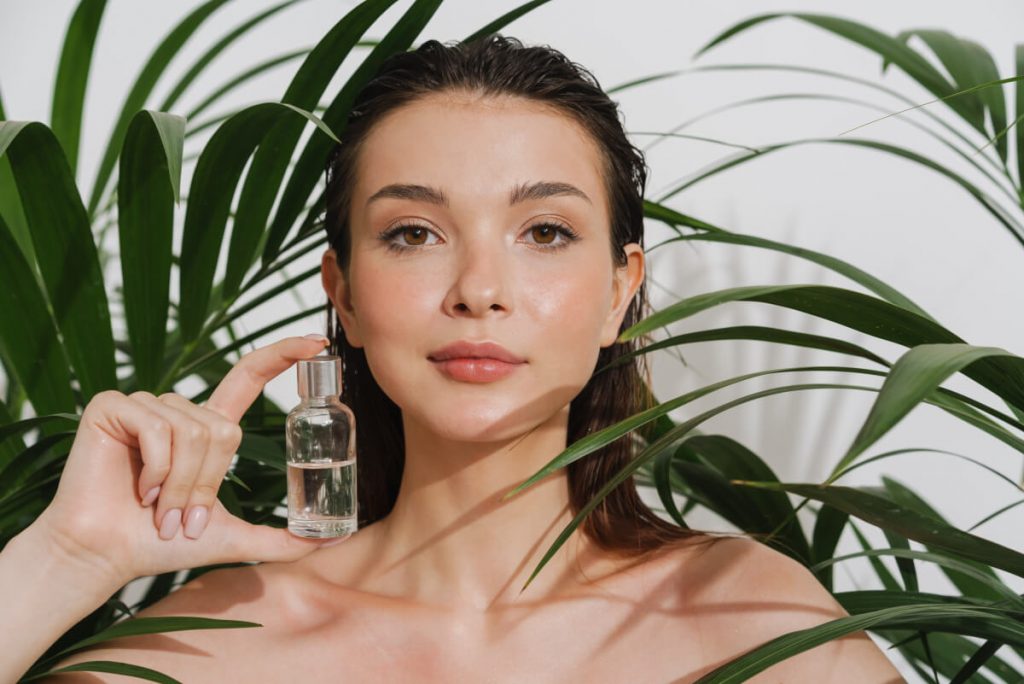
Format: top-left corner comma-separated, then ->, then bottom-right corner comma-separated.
811,503 -> 850,590
174,101 -> 337,351
951,640 -> 1007,684
619,284 -> 1024,416
0,157 -> 31,275
642,201 -> 933,318
86,0 -> 232,218
0,121 -> 115,402
157,0 -> 301,113
695,14 -> 971,134
22,616 -> 264,681
680,62 -> 1010,177
640,88 -> 1016,200
186,48 -> 312,122
654,137 -> 1024,245
22,660 -> 181,684
695,603 -> 1024,683
814,547 -> 1023,609
118,111 -> 184,389
50,0 -> 107,175
47,616 -> 262,660
882,478 -> 1007,602
225,0 -> 403,302
832,344 -> 1022,478
735,482 -> 1024,577
883,29 -> 1008,162
668,435 -> 811,562
0,413 -> 78,445
0,214 -> 75,416
1015,45 -> 1024,190
598,324 -> 891,375
838,589 -> 1024,677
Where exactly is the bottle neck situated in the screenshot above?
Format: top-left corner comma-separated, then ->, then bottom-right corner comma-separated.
298,395 -> 341,406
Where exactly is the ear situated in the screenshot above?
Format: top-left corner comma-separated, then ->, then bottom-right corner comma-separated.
321,248 -> 364,348
599,243 -> 645,348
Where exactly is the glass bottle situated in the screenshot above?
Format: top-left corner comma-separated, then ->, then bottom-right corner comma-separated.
285,352 -> 358,538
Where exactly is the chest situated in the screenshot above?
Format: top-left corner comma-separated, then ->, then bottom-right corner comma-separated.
194,593 -> 718,684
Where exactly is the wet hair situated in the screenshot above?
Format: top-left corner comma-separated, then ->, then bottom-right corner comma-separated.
322,33 -> 712,557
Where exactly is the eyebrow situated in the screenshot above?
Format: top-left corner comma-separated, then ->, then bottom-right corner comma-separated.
365,180 -> 592,208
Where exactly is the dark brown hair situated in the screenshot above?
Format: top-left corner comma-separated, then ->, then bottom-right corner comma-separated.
322,33 -> 710,557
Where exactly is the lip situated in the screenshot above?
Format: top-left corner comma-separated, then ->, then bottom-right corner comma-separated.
427,340 -> 526,383
427,341 -> 526,364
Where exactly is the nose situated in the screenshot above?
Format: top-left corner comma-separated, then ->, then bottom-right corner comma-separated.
442,233 -> 511,318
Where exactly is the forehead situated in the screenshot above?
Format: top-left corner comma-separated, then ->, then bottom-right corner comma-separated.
353,93 -> 607,212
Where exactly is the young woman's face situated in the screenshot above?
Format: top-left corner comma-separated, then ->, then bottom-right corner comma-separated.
323,92 -> 644,443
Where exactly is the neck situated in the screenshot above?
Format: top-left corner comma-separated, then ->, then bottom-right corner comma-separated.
369,405 -> 600,612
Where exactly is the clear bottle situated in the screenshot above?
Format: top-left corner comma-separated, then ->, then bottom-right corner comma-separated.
285,352 -> 358,538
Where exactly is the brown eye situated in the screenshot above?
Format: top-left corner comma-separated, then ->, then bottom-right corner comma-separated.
402,226 -> 429,245
379,223 -> 440,253
531,224 -> 558,244
522,221 -> 580,252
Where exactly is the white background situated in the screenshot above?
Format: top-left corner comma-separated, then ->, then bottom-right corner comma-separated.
3,1 -> 1024,679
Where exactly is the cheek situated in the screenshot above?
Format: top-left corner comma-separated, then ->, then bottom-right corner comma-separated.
346,259 -> 440,399
523,256 -> 613,381
350,261 -> 437,335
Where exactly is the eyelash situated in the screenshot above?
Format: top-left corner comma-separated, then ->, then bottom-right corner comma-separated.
378,221 -> 581,254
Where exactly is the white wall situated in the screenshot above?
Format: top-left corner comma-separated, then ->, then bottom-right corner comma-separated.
3,1 -> 1023,679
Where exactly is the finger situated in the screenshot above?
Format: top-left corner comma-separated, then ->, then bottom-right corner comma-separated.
214,513 -> 348,564
86,390 -> 172,504
203,335 -> 329,424
158,393 -> 242,540
129,392 -> 210,540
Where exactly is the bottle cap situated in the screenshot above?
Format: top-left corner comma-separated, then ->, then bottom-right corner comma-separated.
296,354 -> 342,397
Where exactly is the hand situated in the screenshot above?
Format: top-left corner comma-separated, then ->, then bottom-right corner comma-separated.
30,335 -> 343,589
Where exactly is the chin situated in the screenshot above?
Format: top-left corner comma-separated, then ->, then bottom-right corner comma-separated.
415,404 -> 540,443
413,392 -> 578,445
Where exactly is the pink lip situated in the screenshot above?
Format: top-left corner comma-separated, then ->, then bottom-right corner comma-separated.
430,358 -> 524,383
427,340 -> 526,383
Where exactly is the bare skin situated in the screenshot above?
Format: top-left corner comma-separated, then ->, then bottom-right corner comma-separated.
40,529 -> 903,683
37,92 -> 904,682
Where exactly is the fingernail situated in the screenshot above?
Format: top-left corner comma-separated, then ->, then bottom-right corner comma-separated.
303,333 -> 328,344
159,508 -> 182,540
141,485 -> 161,507
183,505 -> 209,539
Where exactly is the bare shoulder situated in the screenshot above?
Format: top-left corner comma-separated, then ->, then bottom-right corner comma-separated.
679,535 -> 906,683
34,564 -> 282,683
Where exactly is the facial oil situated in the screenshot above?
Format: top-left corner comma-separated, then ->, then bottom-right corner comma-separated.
285,352 -> 358,538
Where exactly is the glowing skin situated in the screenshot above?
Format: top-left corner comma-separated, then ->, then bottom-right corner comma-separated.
320,91 -> 644,610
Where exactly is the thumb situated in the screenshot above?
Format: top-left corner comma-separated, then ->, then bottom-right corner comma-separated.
229,520 -> 350,563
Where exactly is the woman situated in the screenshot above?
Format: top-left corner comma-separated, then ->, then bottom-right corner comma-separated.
2,34 -> 904,682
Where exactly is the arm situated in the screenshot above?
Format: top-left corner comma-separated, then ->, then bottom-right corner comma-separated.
0,522 -> 125,683
2,338 -> 333,683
